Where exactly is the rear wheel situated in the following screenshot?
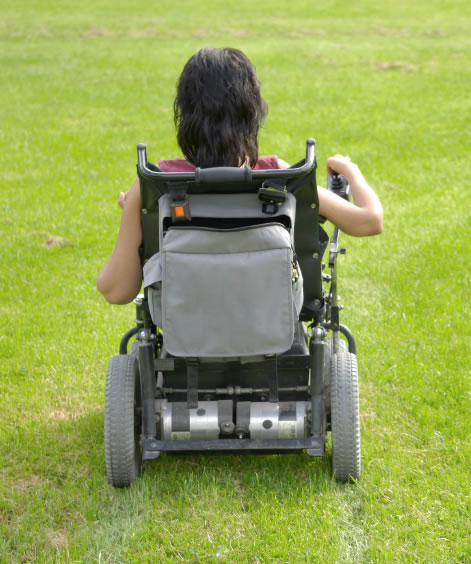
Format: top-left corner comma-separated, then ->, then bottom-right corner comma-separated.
330,351 -> 361,482
104,354 -> 142,487
324,337 -> 347,416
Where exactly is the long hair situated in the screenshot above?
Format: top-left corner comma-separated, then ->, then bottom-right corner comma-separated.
174,47 -> 267,168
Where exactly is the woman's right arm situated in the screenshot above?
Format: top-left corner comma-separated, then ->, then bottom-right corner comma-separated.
318,155 -> 383,237
278,154 -> 383,237
96,178 -> 143,304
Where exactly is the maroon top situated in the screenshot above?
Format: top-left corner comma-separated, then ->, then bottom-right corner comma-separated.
158,155 -> 281,172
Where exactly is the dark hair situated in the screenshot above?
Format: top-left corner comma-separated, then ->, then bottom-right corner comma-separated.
174,47 -> 267,168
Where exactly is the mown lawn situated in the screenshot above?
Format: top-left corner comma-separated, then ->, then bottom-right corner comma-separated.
1,0 -> 470,561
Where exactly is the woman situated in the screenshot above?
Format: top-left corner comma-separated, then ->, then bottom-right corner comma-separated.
97,47 -> 383,304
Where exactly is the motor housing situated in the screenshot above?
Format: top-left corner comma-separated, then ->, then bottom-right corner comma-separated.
236,401 -> 310,440
155,399 -> 310,440
156,399 -> 233,440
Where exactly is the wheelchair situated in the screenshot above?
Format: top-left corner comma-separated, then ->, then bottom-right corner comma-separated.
104,139 -> 361,487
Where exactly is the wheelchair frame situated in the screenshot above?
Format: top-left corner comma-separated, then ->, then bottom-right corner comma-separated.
105,139 -> 361,486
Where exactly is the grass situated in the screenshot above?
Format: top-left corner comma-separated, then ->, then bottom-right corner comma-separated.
1,0 -> 470,561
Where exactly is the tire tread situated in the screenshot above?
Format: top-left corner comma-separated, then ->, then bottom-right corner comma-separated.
330,351 -> 361,482
104,355 -> 141,487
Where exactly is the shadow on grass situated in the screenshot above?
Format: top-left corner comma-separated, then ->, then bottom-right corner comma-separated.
144,448 -> 334,498
140,431 -> 336,502
1,410 -> 343,560
2,407 -> 334,500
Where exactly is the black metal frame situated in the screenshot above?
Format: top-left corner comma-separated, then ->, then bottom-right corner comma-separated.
117,139 -> 356,461
137,139 -> 316,183
142,437 -> 324,460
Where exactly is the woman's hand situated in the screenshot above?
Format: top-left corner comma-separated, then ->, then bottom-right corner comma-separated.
326,154 -> 358,179
118,191 -> 127,209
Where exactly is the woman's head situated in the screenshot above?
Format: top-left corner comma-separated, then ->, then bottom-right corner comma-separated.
174,47 -> 267,168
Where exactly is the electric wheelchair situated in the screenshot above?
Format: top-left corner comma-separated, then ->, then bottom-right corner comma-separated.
104,139 -> 361,487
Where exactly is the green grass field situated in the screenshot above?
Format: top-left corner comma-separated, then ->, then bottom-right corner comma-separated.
1,0 -> 470,561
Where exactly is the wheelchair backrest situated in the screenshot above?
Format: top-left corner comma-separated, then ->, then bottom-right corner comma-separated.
137,139 -> 328,357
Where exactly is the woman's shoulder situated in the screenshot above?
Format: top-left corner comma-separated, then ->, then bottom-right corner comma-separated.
253,155 -> 281,170
158,158 -> 196,172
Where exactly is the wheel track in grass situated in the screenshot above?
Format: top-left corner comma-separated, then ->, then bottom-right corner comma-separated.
329,349 -> 368,562
334,487 -> 369,563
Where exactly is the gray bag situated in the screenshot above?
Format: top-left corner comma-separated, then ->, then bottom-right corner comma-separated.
143,193 -> 303,358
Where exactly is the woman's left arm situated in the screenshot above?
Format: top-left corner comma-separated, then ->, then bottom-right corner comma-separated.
97,178 -> 143,304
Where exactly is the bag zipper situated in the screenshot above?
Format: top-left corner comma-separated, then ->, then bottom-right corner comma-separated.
166,222 -> 289,234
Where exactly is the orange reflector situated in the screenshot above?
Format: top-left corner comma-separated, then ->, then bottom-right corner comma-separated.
174,205 -> 185,217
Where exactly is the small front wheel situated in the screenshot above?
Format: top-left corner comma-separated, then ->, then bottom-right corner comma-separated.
104,354 -> 142,487
330,351 -> 361,482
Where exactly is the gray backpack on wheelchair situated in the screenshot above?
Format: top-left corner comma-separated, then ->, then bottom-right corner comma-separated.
104,139 -> 361,487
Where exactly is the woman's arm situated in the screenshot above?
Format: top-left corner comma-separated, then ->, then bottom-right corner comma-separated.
319,155 -> 383,236
277,154 -> 383,237
96,178 -> 143,304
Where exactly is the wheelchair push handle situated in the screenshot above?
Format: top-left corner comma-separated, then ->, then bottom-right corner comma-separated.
137,138 -> 316,183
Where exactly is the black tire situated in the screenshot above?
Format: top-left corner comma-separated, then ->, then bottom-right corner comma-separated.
323,337 -> 347,415
104,354 -> 142,487
330,351 -> 361,482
